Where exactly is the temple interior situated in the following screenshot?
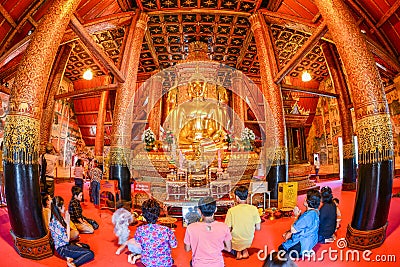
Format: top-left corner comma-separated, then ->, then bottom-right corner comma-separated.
0,0 -> 400,266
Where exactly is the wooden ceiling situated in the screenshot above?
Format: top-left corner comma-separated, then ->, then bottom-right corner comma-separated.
0,0 -> 399,146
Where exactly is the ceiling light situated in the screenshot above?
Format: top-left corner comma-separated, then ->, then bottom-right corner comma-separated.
301,70 -> 312,82
83,69 -> 93,80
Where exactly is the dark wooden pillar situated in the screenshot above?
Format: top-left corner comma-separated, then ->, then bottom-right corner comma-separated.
250,13 -> 288,199
315,0 -> 394,249
109,12 -> 148,201
322,43 -> 357,191
4,0 -> 81,259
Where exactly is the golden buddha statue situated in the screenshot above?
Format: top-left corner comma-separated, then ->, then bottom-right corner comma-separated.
167,70 -> 229,150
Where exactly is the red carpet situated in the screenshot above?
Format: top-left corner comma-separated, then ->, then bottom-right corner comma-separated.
0,178 -> 399,266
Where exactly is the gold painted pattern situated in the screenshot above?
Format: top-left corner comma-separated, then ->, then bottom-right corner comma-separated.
357,114 -> 394,164
4,115 -> 40,164
109,147 -> 130,166
111,13 -> 148,150
9,0 -> 81,120
314,0 -> 388,120
342,143 -> 355,159
249,13 -> 286,148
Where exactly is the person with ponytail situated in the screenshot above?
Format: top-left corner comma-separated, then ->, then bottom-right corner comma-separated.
49,196 -> 94,267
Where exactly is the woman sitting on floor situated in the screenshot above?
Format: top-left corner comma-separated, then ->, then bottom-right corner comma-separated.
279,189 -> 321,258
49,196 -> 94,267
68,186 -> 94,234
318,186 -> 337,243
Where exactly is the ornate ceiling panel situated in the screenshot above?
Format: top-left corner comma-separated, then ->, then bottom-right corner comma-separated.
271,24 -> 329,82
139,0 -> 259,12
64,26 -> 126,81
143,13 -> 253,74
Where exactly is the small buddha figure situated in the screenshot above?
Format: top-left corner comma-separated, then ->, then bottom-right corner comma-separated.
166,88 -> 178,115
217,85 -> 228,105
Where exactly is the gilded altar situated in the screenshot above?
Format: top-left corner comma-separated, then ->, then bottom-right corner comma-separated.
131,151 -> 259,201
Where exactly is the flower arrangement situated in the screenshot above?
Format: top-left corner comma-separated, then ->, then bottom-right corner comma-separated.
142,128 -> 156,146
240,127 -> 255,151
164,130 -> 175,144
224,131 -> 234,144
240,127 -> 255,142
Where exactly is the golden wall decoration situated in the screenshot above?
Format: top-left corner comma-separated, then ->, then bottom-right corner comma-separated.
342,143 -> 355,160
4,115 -> 40,164
357,114 -> 394,164
270,146 -> 287,165
109,147 -> 131,166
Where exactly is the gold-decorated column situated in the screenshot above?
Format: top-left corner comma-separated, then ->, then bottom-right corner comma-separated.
147,74 -> 163,139
109,12 -> 148,201
315,0 -> 394,249
231,71 -> 246,134
249,13 -> 288,199
4,0 -> 81,259
40,44 -> 73,154
321,43 -> 357,191
94,88 -> 110,162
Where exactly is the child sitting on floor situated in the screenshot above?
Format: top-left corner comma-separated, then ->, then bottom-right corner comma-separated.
332,198 -> 342,231
112,201 -> 142,264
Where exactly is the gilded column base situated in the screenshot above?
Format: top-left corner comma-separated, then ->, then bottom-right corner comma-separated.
342,182 -> 357,191
11,230 -> 53,260
346,223 -> 387,250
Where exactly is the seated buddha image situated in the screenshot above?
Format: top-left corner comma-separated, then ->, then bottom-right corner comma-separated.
188,72 -> 207,101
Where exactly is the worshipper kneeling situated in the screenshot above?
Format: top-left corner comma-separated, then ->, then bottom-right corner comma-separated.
279,189 -> 321,258
68,186 -> 95,234
49,196 -> 94,267
318,186 -> 337,243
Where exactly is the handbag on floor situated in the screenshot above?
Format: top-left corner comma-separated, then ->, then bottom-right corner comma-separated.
85,218 -> 99,230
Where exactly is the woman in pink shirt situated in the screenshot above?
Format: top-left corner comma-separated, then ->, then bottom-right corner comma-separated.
184,196 -> 232,267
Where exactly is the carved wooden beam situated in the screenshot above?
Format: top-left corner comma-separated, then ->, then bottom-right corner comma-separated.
1,12 -> 134,68
117,0 -> 133,11
281,84 -> 338,98
61,12 -> 134,44
69,14 -> 126,83
0,85 -> 11,95
312,12 -> 321,23
54,83 -> 118,100
0,4 -> 17,27
28,16 -> 38,27
148,9 -> 251,17
0,0 -> 44,56
265,0 -> 284,12
365,35 -> 400,73
260,10 -> 400,73
346,0 -> 397,58
144,29 -> 160,69
236,30 -> 253,69
376,1 -> 400,29
274,22 -> 328,84
260,9 -> 316,30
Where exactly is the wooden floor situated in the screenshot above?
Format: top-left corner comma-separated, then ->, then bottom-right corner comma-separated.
0,178 -> 399,266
